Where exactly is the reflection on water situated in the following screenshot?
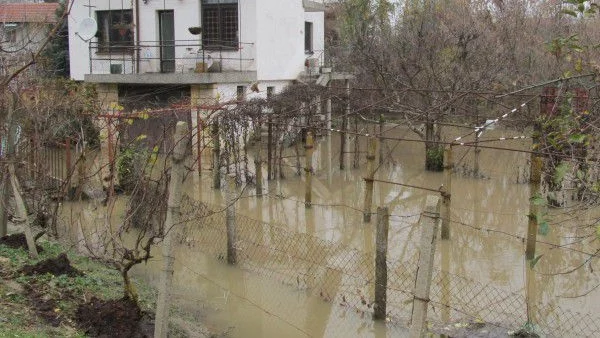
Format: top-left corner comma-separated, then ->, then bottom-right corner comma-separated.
59,126 -> 600,337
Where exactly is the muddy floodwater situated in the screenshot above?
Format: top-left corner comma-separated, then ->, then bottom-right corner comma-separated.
60,125 -> 600,337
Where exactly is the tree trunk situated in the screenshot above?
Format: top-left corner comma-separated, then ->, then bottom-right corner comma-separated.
425,121 -> 443,171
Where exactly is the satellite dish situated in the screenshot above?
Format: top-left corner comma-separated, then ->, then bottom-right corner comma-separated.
77,17 -> 98,41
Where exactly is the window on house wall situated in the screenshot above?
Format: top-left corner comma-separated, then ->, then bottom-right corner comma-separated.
2,23 -> 18,43
305,21 -> 313,54
267,86 -> 274,99
96,10 -> 134,53
202,0 -> 238,49
237,85 -> 245,101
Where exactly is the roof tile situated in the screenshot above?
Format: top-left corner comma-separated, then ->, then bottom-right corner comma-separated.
0,3 -> 60,23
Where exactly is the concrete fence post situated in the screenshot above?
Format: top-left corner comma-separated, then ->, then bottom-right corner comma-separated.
410,194 -> 441,337
154,121 -> 188,338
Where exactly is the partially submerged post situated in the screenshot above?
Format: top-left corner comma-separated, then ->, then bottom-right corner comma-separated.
212,118 -> 221,189
225,176 -> 237,265
340,79 -> 351,170
373,206 -> 389,320
197,110 -> 203,177
353,115 -> 359,169
363,138 -> 377,222
254,119 -> 263,197
305,131 -> 314,208
440,145 -> 453,240
526,123 -> 543,260
379,114 -> 385,165
410,194 -> 441,337
267,115 -> 273,180
154,121 -> 188,338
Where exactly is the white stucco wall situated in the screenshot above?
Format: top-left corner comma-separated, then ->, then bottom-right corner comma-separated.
255,0 -> 304,81
305,11 -> 324,57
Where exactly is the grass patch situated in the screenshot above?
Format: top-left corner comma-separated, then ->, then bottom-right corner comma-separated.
0,239 -> 156,337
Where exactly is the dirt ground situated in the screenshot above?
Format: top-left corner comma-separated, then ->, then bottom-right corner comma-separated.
76,297 -> 154,338
0,233 -> 43,252
21,252 -> 82,276
1,238 -> 155,337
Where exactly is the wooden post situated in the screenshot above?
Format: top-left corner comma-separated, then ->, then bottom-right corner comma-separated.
225,176 -> 237,265
305,131 -> 314,208
379,114 -> 385,165
0,100 -> 14,236
474,112 -> 480,176
526,150 -> 543,260
255,120 -> 263,197
440,145 -> 453,240
76,146 -> 86,197
65,138 -> 72,177
326,94 -> 332,134
363,138 -> 377,222
197,111 -> 203,177
107,118 -> 115,198
353,114 -> 359,169
340,115 -> 346,170
267,115 -> 273,180
410,194 -> 441,337
212,118 -> 221,189
340,79 -> 351,170
373,206 -> 389,320
154,121 -> 188,338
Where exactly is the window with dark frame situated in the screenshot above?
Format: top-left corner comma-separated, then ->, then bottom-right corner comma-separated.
96,10 -> 134,53
304,21 -> 313,54
237,85 -> 245,101
202,0 -> 238,49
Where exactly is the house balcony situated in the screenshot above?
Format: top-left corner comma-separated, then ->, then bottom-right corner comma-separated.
84,39 -> 256,85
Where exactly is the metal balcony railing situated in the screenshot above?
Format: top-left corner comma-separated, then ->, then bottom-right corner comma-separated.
88,39 -> 255,75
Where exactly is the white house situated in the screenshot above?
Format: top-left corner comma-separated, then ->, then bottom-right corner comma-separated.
68,0 -> 326,109
0,2 -> 60,76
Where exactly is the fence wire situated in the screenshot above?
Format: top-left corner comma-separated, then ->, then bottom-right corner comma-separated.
176,195 -> 600,337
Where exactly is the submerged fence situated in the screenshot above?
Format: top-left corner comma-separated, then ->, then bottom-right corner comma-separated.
175,194 -> 600,337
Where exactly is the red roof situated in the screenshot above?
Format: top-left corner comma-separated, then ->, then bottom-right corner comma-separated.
0,3 -> 60,24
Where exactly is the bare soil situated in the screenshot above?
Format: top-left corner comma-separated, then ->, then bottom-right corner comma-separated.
21,252 -> 82,277
0,233 -> 43,253
75,296 -> 154,338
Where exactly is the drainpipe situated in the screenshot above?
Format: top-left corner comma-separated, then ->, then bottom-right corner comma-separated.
135,0 -> 141,73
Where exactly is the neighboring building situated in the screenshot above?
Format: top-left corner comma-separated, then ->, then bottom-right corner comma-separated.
68,0 -> 327,109
0,2 -> 60,75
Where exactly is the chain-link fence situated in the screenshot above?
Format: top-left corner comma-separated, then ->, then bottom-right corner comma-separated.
175,195 -> 600,337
